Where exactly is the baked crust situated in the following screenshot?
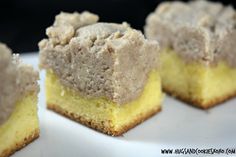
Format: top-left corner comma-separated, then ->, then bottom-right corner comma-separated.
163,86 -> 236,109
0,129 -> 39,157
47,103 -> 161,136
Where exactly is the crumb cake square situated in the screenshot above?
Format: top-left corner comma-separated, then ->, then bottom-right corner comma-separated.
145,0 -> 236,109
0,44 -> 39,157
39,11 -> 163,136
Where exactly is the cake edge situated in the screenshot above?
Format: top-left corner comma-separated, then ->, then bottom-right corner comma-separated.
47,103 -> 161,136
0,128 -> 39,157
163,86 -> 236,109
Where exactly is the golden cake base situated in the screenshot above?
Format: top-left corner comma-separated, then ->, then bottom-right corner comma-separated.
160,48 -> 236,109
48,103 -> 161,136
164,86 -> 236,109
45,69 -> 163,136
0,94 -> 39,157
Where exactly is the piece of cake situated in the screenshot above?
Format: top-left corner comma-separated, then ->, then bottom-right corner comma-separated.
39,11 -> 163,136
145,0 -> 236,109
0,44 -> 39,157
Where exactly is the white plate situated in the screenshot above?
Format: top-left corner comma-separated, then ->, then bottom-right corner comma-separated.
12,53 -> 236,157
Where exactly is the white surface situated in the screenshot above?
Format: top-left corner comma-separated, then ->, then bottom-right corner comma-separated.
12,53 -> 236,157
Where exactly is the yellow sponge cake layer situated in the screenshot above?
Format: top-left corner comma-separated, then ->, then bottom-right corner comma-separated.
46,70 -> 163,136
160,48 -> 236,109
0,94 -> 39,157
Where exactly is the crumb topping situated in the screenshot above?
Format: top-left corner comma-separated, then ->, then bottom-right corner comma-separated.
0,43 -> 39,125
145,0 -> 236,66
39,12 -> 159,104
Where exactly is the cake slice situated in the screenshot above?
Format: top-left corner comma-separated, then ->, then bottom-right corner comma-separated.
145,0 -> 236,109
0,44 -> 39,157
39,12 -> 163,136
